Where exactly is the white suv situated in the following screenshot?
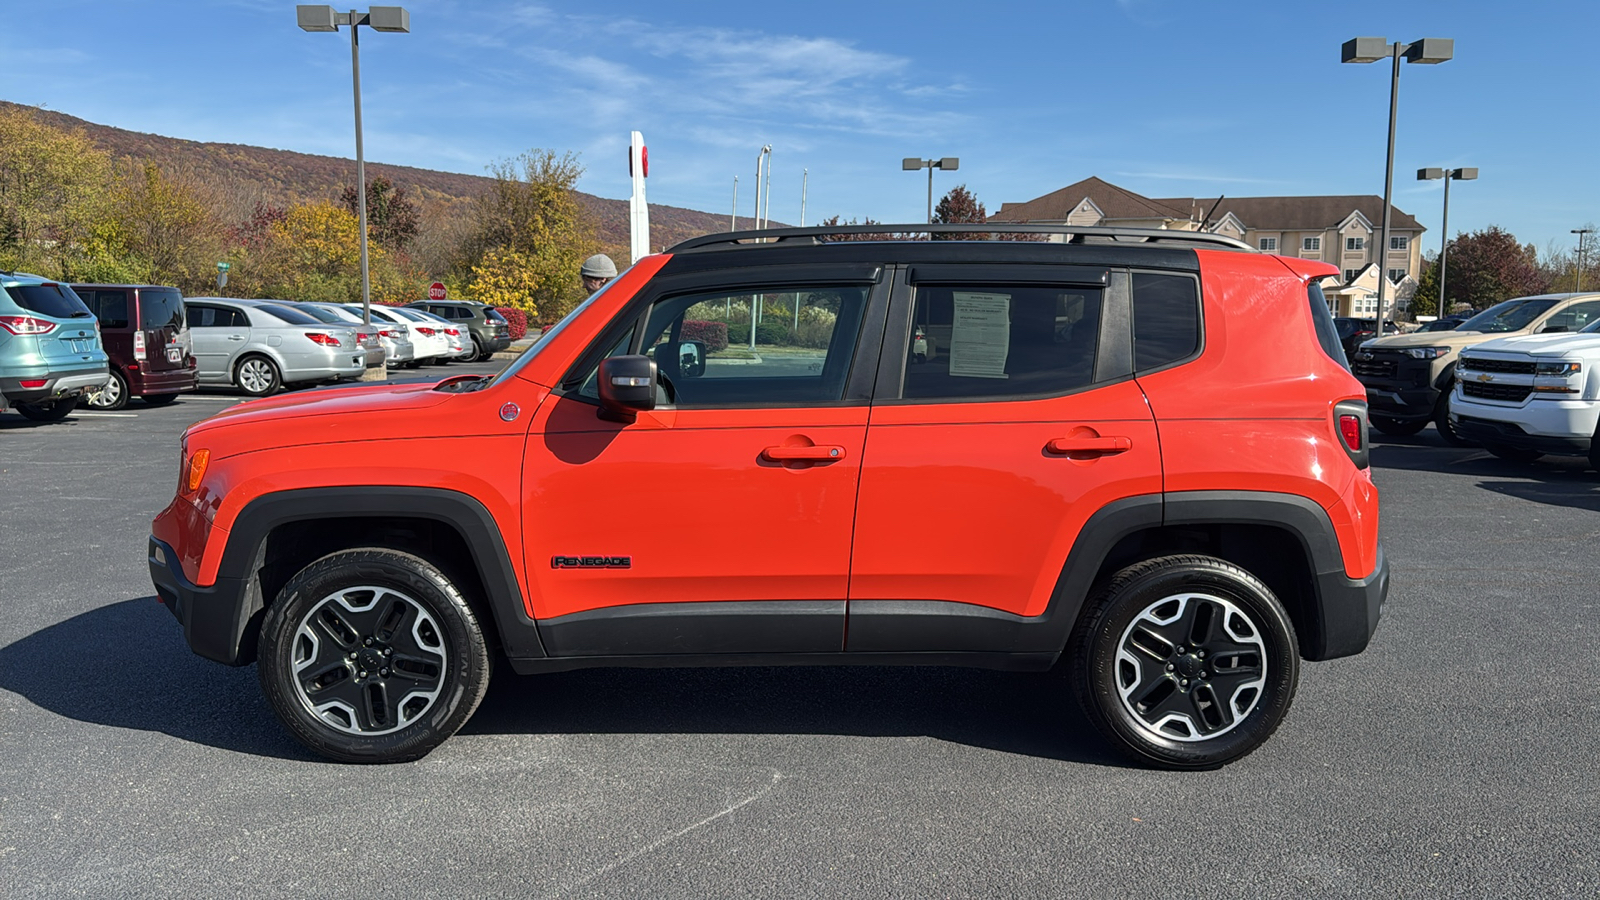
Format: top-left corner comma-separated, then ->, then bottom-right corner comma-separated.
1451,317 -> 1600,467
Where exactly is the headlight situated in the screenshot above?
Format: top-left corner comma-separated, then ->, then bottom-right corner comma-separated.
1403,346 -> 1450,359
1534,360 -> 1582,376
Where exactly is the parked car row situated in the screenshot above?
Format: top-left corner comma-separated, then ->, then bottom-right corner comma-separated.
1352,291 -> 1600,461
3,278 -> 514,420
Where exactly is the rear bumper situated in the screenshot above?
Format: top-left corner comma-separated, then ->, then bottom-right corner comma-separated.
1313,543 -> 1389,660
148,535 -> 254,666
284,354 -> 367,384
128,366 -> 197,396
0,364 -> 111,403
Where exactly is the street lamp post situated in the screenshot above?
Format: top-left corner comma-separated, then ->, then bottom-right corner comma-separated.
1417,167 -> 1477,316
1342,36 -> 1454,324
902,157 -> 959,224
1573,228 -> 1595,293
297,5 -> 409,351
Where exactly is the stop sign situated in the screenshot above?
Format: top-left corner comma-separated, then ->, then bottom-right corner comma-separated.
427,282 -> 447,301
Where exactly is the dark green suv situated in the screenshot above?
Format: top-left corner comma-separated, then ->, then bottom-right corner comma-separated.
406,300 -> 511,361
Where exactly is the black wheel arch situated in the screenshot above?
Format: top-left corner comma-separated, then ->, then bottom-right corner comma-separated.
198,486 -> 545,666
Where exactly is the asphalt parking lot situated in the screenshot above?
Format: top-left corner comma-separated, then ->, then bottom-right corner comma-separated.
3,369 -> 1597,898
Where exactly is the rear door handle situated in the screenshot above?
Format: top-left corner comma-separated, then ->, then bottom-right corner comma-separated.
763,445 -> 847,462
227,334 -> 245,341
1047,436 -> 1132,455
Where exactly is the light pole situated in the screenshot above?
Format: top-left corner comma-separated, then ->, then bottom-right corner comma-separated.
754,145 -> 771,229
903,157 -> 959,224
1573,228 -> 1595,293
1417,167 -> 1476,316
730,176 -> 738,232
297,4 -> 409,354
1342,36 -> 1454,323
800,168 -> 808,228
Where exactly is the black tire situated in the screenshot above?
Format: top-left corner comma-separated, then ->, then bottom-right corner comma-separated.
234,355 -> 281,397
142,392 -> 180,407
1484,443 -> 1543,463
257,548 -> 491,763
1370,414 -> 1426,437
13,396 -> 79,421
1068,555 -> 1299,770
468,336 -> 485,363
1433,391 -> 1473,446
86,370 -> 129,410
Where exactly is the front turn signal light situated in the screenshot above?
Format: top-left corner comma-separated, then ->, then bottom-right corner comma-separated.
185,449 -> 211,494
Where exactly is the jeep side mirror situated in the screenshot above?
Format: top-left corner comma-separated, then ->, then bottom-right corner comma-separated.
656,340 -> 706,379
597,355 -> 657,422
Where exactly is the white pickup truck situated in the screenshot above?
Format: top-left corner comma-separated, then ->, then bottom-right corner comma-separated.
1450,318 -> 1600,467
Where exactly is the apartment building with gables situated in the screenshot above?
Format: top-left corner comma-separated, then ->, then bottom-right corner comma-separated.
990,177 -> 1426,317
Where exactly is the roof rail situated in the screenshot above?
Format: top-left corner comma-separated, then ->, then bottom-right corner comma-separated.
667,223 -> 1256,253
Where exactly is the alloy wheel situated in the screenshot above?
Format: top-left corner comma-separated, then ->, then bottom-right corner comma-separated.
290,585 -> 448,736
1113,592 -> 1267,742
238,358 -> 275,394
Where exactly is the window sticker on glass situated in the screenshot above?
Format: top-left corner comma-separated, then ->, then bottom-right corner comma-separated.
948,291 -> 1011,379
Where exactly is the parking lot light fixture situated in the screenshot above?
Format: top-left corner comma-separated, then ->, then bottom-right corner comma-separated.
1342,36 -> 1454,324
903,157 -> 959,224
297,5 -> 410,341
1417,166 -> 1476,315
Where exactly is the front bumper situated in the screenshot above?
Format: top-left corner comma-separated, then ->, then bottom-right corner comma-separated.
1355,353 -> 1442,421
148,536 -> 256,666
1312,544 -> 1389,660
1453,415 -> 1593,455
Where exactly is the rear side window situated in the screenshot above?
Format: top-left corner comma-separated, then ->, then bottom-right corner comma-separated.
1308,282 -> 1348,368
253,304 -> 322,325
901,283 -> 1102,400
5,283 -> 91,319
90,291 -> 130,329
138,289 -> 184,331
1131,272 -> 1200,371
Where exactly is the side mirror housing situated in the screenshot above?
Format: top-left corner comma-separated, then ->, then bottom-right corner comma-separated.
597,355 -> 656,422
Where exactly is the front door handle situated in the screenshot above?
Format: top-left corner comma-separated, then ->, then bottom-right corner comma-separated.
1047,436 -> 1132,455
763,445 -> 847,462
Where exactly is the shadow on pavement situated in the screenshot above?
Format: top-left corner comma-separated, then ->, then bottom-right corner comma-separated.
1476,478 -> 1600,513
0,597 -> 310,760
2,598 -> 1125,766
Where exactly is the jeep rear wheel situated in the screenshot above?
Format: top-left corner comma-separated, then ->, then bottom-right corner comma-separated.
1069,555 -> 1299,769
258,548 -> 491,763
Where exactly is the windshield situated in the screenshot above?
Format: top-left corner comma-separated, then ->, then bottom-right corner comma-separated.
1456,298 -> 1559,333
5,283 -> 92,319
488,277 -> 616,387
254,303 -> 323,326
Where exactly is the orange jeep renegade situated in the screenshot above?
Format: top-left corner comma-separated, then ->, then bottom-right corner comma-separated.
149,224 -> 1387,768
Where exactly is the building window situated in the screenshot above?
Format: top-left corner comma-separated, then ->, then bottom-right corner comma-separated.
1258,237 -> 1277,252
1344,269 -> 1360,282
1390,236 -> 1409,251
1388,268 -> 1407,284
1346,237 -> 1365,252
1303,237 -> 1321,251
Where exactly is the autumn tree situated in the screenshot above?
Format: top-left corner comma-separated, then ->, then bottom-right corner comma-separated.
932,184 -> 988,240
0,105 -> 123,279
817,215 -> 896,242
1414,226 -> 1549,313
112,162 -> 224,294
340,175 -> 418,251
457,149 -> 597,323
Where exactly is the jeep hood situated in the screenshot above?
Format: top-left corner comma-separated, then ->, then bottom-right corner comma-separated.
186,380 -> 451,443
1465,332 -> 1600,358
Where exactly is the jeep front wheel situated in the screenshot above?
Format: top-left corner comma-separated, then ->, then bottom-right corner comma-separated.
258,548 -> 491,763
1069,555 -> 1299,769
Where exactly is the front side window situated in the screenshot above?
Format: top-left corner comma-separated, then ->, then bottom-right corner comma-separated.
900,283 -> 1102,400
1303,237 -> 1321,252
1540,300 -> 1600,332
573,284 -> 871,408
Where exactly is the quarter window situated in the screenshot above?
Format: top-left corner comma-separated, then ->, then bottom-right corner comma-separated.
1132,273 -> 1200,372
900,283 -> 1102,400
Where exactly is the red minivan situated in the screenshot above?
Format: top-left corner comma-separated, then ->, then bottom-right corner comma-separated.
73,284 -> 197,409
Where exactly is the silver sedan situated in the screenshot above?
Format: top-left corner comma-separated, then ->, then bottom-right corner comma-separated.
186,297 -> 366,396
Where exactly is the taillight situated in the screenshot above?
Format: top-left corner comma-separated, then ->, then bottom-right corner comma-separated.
446,328 -> 459,336
415,327 -> 436,336
1333,400 -> 1370,470
379,329 -> 397,338
134,331 -> 147,361
0,316 -> 57,335
1339,415 -> 1361,451
304,332 -> 340,346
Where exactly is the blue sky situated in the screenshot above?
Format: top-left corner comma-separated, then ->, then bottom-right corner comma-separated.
5,1 -> 1598,254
